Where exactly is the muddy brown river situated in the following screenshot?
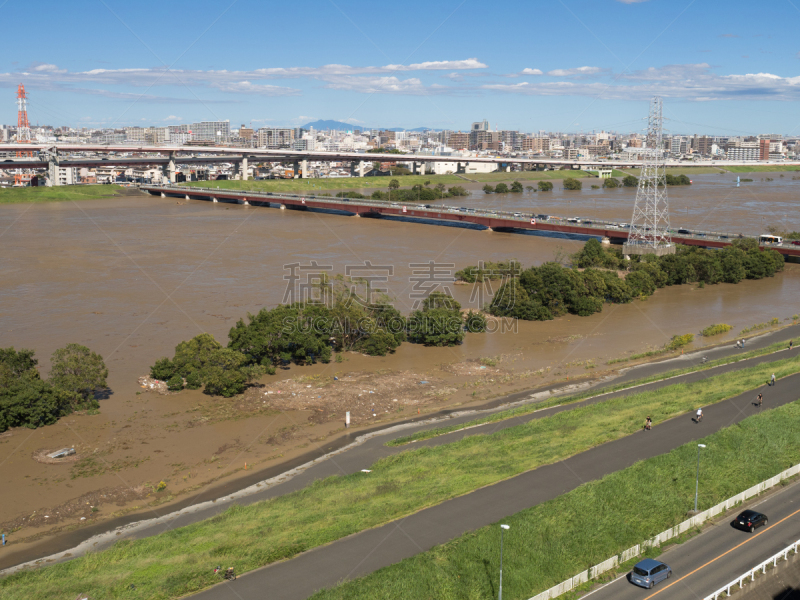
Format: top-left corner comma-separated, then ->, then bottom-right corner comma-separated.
0,174 -> 798,557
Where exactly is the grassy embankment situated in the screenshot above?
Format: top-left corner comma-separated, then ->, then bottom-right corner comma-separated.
619,165 -> 727,176
2,354 -> 798,599
389,340 -> 794,447
0,185 -> 125,204
180,170 -> 605,195
726,164 -> 800,173
311,398 -> 800,600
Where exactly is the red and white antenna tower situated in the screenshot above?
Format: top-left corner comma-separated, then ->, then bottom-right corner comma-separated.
15,84 -> 34,185
17,84 -> 31,143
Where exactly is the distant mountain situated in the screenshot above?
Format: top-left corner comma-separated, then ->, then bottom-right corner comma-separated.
299,120 -> 440,132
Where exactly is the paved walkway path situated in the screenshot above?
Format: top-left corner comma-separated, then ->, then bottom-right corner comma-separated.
193,344 -> 800,599
4,325 -> 796,574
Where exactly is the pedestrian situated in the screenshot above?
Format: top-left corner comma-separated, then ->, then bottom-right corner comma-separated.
790,340 -> 794,350
644,416 -> 652,431
771,373 -> 776,386
757,393 -> 763,407
696,408 -> 703,423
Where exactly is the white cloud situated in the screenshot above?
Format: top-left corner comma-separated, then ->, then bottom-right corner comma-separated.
483,62 -> 800,101
322,75 -> 438,95
209,81 -> 301,96
31,63 -> 66,74
521,68 -> 543,75
163,115 -> 182,121
547,66 -> 604,76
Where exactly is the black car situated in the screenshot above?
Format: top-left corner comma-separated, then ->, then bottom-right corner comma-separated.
732,509 -> 768,532
677,228 -> 691,234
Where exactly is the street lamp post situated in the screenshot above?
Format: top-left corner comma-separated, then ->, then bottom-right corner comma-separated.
695,444 -> 707,512
499,524 -> 510,600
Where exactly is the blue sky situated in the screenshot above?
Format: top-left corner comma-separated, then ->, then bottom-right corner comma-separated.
1,0 -> 799,135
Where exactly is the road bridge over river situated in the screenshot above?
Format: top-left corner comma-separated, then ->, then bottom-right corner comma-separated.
141,184 -> 800,258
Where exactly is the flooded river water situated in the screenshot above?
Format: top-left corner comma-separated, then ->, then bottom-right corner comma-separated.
0,174 -> 798,553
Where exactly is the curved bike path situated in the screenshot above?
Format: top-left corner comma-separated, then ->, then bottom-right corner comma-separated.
191,349 -> 800,598
2,326 -> 797,576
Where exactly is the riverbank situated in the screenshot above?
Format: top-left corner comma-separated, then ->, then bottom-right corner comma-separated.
3,350 -> 798,599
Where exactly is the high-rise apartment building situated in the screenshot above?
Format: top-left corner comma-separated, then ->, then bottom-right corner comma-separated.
257,128 -> 294,148
446,132 -> 469,150
189,121 -> 230,143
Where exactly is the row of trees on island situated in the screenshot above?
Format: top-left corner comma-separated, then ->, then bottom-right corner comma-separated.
151,280 -> 487,397
464,238 -> 784,322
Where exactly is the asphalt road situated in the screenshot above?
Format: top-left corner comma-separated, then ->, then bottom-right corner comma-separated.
584,479 -> 800,600
191,347 -> 800,599
4,325 -> 797,574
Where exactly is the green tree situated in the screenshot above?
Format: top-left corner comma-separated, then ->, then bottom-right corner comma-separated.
1,377 -> 76,432
185,371 -> 203,390
622,175 -> 639,187
421,291 -> 461,311
201,349 -> 266,398
49,343 -> 109,401
574,238 -> 604,268
538,181 -> 554,192
603,177 -> 620,189
510,181 -> 524,193
406,308 -> 464,346
150,357 -> 176,381
464,311 -> 487,333
494,183 -> 509,193
483,184 -> 494,194
563,177 -> 582,190
435,183 -> 446,198
167,333 -> 224,378
167,374 -> 184,391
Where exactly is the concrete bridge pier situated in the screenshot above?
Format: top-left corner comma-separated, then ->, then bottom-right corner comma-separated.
280,204 -> 286,210
212,197 -> 218,203
185,195 -> 190,200
161,192 -> 166,198
601,237 -> 611,245
300,159 -> 308,179
161,152 -> 177,184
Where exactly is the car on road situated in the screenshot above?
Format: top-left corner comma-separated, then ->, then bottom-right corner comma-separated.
732,509 -> 768,532
677,228 -> 692,234
567,217 -> 581,223
535,214 -> 550,221
630,559 -> 672,589
792,240 -> 800,246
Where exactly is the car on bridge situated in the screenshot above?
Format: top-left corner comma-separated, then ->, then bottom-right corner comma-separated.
732,509 -> 768,533
630,558 -> 672,589
535,214 -> 550,221
677,228 -> 692,234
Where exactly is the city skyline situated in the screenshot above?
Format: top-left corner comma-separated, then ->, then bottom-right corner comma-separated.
1,0 -> 800,134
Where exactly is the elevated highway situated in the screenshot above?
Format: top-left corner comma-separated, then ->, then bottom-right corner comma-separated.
2,143 -> 800,170
142,184 -> 800,258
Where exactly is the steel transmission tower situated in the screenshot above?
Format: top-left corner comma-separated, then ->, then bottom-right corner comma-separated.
623,96 -> 675,258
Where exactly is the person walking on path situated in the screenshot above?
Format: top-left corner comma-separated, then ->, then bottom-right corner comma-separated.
771,373 -> 776,386
790,340 -> 794,350
696,408 -> 703,423
644,416 -> 652,431
757,393 -> 763,407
